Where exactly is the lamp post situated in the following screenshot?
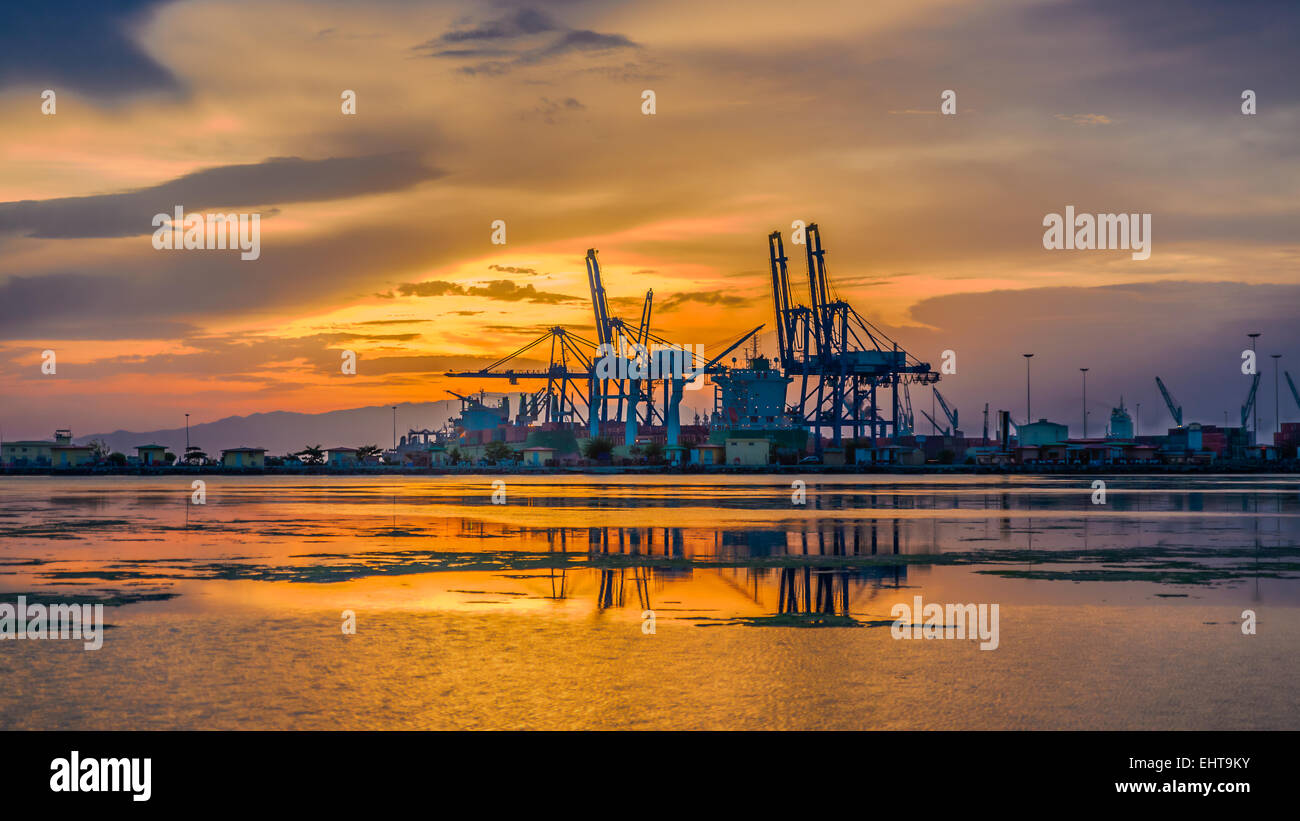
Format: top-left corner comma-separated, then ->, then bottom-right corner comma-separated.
1023,354 -> 1034,423
1248,332 -> 1261,435
1080,368 -> 1088,438
185,413 -> 190,451
1273,354 -> 1283,437
392,406 -> 397,451
1135,402 -> 1141,438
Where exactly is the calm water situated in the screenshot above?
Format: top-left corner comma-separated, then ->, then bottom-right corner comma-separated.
1,474 -> 1296,729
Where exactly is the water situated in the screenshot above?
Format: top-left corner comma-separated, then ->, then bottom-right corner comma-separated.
1,474 -> 1296,729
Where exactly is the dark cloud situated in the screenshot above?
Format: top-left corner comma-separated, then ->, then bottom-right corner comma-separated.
466,279 -> 581,303
415,6 -> 637,74
386,278 -> 580,304
657,291 -> 752,312
488,264 -> 541,275
526,29 -> 636,61
0,272 -> 182,339
0,0 -> 180,97
435,8 -> 560,43
393,280 -> 466,297
521,96 -> 587,124
0,153 -> 442,239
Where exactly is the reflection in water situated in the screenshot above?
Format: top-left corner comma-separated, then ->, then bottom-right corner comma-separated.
1,475 -> 1298,730
566,515 -> 916,617
0,475 -> 1297,620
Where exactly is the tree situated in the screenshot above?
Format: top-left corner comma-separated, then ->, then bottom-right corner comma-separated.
164,451 -> 177,465
88,439 -> 111,461
356,444 -> 382,462
642,442 -> 665,462
447,447 -> 461,465
107,452 -> 127,467
582,437 -> 614,460
297,445 -> 325,465
183,446 -> 207,465
483,440 -> 512,463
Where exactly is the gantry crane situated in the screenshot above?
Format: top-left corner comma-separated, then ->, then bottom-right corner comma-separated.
768,224 -> 937,451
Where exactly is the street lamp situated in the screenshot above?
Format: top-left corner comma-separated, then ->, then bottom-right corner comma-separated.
392,406 -> 397,450
1135,402 -> 1141,438
185,413 -> 190,451
1248,332 -> 1261,434
1023,354 -> 1034,423
1080,368 -> 1089,438
1273,354 -> 1283,436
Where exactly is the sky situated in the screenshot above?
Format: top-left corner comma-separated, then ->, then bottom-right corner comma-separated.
1,0 -> 1298,440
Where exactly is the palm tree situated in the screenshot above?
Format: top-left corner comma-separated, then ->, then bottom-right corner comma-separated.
297,444 -> 325,465
356,444 -> 382,463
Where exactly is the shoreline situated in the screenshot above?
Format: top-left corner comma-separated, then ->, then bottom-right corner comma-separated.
2,462 -> 1297,477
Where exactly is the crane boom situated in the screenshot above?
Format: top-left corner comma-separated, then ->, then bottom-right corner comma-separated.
768,231 -> 793,365
702,325 -> 766,372
920,409 -> 949,436
585,249 -> 613,348
636,290 -> 653,346
1155,377 -> 1183,428
934,388 -> 958,431
1241,373 -> 1261,428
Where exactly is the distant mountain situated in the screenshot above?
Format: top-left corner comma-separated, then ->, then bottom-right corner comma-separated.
76,400 -> 485,457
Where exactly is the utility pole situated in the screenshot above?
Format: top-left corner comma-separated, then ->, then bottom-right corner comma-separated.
1080,368 -> 1088,438
1248,332 -> 1261,435
1023,354 -> 1034,422
1273,354 -> 1283,437
1135,403 -> 1141,438
392,406 -> 397,450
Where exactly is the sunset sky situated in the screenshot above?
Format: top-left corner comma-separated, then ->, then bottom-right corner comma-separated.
1,0 -> 1297,439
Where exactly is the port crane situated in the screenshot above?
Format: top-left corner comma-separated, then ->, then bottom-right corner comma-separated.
936,388 -> 958,434
768,223 -> 937,451
919,409 -> 946,436
1241,372 -> 1261,429
445,326 -> 599,426
1155,377 -> 1183,428
450,247 -> 763,448
920,388 -> 959,436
